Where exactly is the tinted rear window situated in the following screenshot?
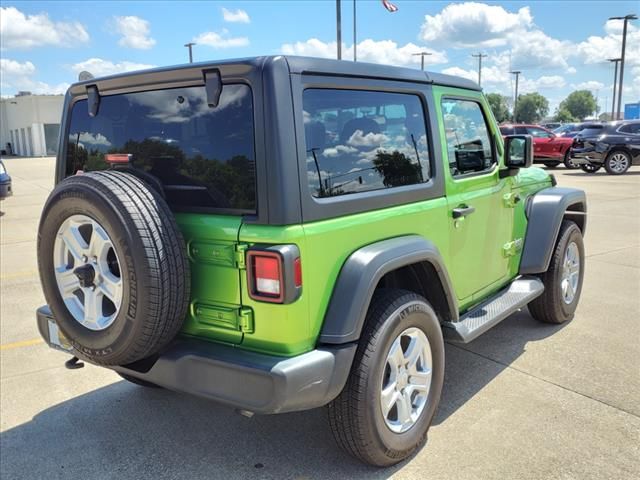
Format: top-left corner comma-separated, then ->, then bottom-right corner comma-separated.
65,84 -> 256,213
579,125 -> 604,137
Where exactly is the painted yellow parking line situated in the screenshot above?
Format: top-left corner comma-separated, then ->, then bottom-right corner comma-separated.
0,338 -> 43,351
0,269 -> 39,281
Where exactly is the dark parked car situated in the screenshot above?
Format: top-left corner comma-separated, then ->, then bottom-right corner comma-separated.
541,122 -> 562,130
500,124 -> 576,168
571,120 -> 640,174
0,160 -> 12,199
553,122 -> 602,139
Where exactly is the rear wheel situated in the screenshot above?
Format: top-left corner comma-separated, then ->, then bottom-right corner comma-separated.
580,163 -> 602,173
528,221 -> 584,324
328,289 -> 444,466
604,151 -> 631,175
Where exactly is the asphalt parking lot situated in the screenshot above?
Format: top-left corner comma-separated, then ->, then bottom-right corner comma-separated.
1,156 -> 639,480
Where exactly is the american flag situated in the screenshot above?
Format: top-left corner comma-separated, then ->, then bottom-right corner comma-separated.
381,0 -> 398,12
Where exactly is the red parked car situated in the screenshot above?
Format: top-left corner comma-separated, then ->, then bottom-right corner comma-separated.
500,124 -> 577,169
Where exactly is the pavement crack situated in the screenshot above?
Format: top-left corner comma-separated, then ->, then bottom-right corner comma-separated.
447,342 -> 640,419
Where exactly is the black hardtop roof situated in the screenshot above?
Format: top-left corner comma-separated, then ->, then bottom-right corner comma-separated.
68,55 -> 481,94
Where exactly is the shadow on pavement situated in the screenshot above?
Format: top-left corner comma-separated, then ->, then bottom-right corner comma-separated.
0,310 -> 566,480
562,171 -> 640,177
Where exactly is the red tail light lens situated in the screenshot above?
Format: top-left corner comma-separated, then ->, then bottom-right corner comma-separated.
254,255 -> 281,296
246,246 -> 302,304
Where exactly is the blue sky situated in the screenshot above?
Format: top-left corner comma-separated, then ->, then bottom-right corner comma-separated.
1,1 -> 638,114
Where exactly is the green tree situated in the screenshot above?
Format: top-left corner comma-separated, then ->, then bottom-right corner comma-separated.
486,93 -> 511,123
554,108 -> 576,123
515,93 -> 549,124
558,90 -> 597,121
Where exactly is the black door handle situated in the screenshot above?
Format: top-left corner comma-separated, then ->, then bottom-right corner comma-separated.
452,205 -> 476,219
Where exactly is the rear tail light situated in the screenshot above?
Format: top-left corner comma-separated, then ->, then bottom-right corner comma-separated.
247,245 -> 302,304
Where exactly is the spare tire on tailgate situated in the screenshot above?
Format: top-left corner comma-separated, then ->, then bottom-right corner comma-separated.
37,171 -> 190,366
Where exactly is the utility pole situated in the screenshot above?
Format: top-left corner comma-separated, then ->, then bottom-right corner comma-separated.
471,53 -> 488,86
609,14 -> 638,119
353,0 -> 357,61
511,71 -> 521,123
336,0 -> 342,60
184,42 -> 195,63
412,52 -> 432,71
609,58 -> 621,119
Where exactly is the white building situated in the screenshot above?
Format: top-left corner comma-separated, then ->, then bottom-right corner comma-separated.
0,93 -> 64,157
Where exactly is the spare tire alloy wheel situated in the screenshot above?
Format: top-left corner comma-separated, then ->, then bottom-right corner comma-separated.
53,215 -> 122,331
38,171 -> 190,366
563,151 -> 579,169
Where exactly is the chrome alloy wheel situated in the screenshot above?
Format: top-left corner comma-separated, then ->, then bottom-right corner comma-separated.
561,241 -> 580,305
608,153 -> 629,173
53,214 -> 123,330
380,326 -> 432,434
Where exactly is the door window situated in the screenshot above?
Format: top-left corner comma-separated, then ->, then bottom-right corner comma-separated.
302,89 -> 430,198
441,99 -> 496,176
526,127 -> 553,138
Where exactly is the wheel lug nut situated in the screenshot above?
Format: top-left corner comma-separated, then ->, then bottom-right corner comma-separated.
82,255 -> 88,263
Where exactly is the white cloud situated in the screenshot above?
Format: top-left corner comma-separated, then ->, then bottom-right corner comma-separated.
571,81 -> 605,91
193,30 -> 249,49
0,58 -> 36,77
222,7 -> 250,23
347,130 -> 389,147
577,20 -> 639,66
113,16 -> 156,50
0,58 -> 68,95
0,6 -> 89,49
420,3 -> 574,71
420,3 -> 532,48
323,145 -> 358,157
78,132 -> 111,146
71,58 -> 156,77
281,38 -> 447,67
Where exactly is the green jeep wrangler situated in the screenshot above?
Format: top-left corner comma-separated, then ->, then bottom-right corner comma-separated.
36,56 -> 587,466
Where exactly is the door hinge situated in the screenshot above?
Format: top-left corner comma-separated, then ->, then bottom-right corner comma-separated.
503,192 -> 521,208
502,238 -> 524,257
239,307 -> 254,333
235,244 -> 248,269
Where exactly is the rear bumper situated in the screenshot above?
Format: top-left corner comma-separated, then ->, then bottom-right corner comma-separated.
36,306 -> 357,414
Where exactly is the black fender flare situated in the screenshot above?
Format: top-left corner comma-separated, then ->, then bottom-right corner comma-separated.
519,187 -> 587,275
318,235 -> 458,344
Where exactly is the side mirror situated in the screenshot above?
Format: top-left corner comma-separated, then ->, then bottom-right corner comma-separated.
504,135 -> 533,169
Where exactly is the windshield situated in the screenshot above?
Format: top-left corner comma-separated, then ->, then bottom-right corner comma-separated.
65,84 -> 256,213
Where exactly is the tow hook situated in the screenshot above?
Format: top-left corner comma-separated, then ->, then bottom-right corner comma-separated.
65,356 -> 85,370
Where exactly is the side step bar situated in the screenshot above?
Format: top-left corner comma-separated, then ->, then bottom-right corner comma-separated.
443,276 -> 544,344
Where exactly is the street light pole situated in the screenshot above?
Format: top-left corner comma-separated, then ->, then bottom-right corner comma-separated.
608,58 -> 621,119
184,42 -> 195,63
471,53 -> 488,86
511,71 -> 521,123
412,52 -> 432,71
336,0 -> 342,60
353,0 -> 357,61
609,14 -> 638,119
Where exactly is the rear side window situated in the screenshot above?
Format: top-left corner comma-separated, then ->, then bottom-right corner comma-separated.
618,123 -> 640,134
65,84 -> 256,213
441,98 -> 496,176
302,89 -> 430,198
